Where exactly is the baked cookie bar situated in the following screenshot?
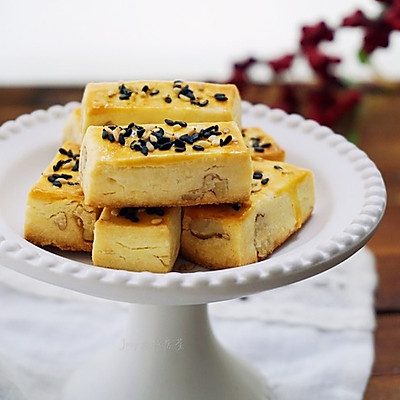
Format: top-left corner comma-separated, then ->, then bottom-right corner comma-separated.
181,160 -> 315,269
92,207 -> 181,273
25,142 -> 100,252
242,126 -> 285,162
81,80 -> 242,137
62,107 -> 82,144
80,121 -> 252,208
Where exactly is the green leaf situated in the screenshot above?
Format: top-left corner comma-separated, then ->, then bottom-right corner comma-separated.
358,49 -> 370,64
346,130 -> 360,145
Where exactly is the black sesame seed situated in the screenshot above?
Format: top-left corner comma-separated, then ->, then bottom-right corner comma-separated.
261,177 -> 270,185
146,207 -> 165,216
127,122 -> 135,129
214,93 -> 228,101
192,144 -> 204,151
119,208 -> 139,223
174,139 -> 186,148
136,128 -> 145,138
261,142 -> 272,148
253,171 -> 263,179
118,84 -> 132,100
108,133 -> 115,142
118,134 -> 126,145
159,142 -> 174,151
72,160 -> 79,171
274,165 -> 283,170
102,129 -> 109,139
59,173 -> 73,180
198,99 -> 209,107
222,135 -> 232,146
142,85 -> 149,93
150,89 -> 159,96
131,143 -> 142,152
180,134 -> 194,144
47,175 -> 56,183
232,203 -> 241,211
164,96 -> 172,104
152,127 -> 164,139
67,182 -> 79,186
53,159 -> 68,172
254,147 -> 265,153
204,125 -> 219,133
179,85 -> 195,100
191,133 -> 200,141
158,136 -> 171,145
52,180 -> 62,188
58,148 -> 74,157
164,119 -> 187,127
141,146 -> 148,156
124,128 -> 133,137
175,147 -> 186,152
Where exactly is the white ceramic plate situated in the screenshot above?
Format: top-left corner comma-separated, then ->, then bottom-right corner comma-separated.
0,102 -> 386,305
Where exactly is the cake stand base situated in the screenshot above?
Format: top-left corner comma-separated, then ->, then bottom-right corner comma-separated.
63,304 -> 270,400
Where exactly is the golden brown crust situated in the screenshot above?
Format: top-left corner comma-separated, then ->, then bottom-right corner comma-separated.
242,126 -> 285,162
24,142 -> 101,252
180,160 -> 315,269
80,122 -> 252,208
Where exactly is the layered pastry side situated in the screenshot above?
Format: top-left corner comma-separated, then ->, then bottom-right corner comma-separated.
242,126 -> 286,162
92,207 -> 181,273
80,80 -> 242,139
181,160 -> 315,269
62,107 -> 82,144
80,121 -> 253,208
24,142 -> 101,252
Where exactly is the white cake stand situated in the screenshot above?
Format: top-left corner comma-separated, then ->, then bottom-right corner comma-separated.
0,102 -> 386,400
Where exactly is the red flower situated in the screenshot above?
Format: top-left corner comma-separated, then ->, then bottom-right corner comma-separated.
362,19 -> 392,53
306,88 -> 361,127
305,48 -> 341,72
225,57 -> 256,88
342,10 -> 370,27
300,22 -> 334,49
384,4 -> 400,30
268,54 -> 295,74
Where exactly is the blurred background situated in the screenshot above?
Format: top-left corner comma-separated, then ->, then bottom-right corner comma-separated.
1,0 -> 399,85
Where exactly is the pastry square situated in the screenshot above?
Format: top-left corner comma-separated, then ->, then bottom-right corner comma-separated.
62,107 -> 82,144
92,207 -> 181,273
81,80 -> 242,137
25,142 -> 100,252
181,160 -> 315,269
80,121 -> 252,208
242,126 -> 285,162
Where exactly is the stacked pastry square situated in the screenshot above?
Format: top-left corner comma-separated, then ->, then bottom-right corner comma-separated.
25,80 -> 315,273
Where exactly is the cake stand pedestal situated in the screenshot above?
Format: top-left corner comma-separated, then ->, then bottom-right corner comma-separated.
0,102 -> 386,400
64,304 -> 269,400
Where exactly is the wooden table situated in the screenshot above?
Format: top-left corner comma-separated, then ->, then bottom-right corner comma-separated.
1,85 -> 399,398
